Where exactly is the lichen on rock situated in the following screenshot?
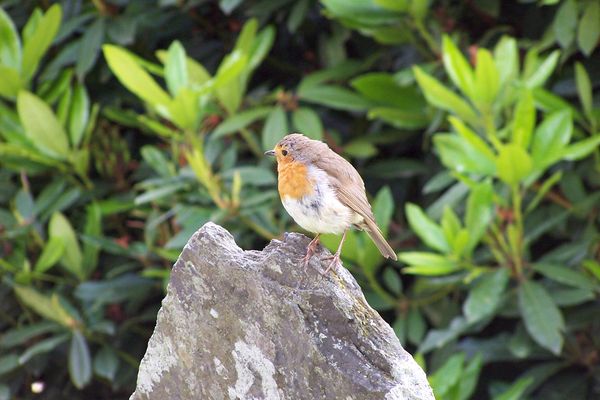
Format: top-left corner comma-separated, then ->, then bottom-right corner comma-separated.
130,222 -> 434,400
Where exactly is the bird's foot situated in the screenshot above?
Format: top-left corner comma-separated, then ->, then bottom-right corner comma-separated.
301,235 -> 321,270
321,252 -> 342,275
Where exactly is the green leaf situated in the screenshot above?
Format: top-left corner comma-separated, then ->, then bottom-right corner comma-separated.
344,140 -> 377,158
531,110 -> 572,169
518,280 -> 564,354
0,7 -> 21,70
496,144 -> 532,185
93,346 -> 119,381
494,36 -> 518,88
367,107 -> 429,129
405,203 -> 450,253
560,135 -> 600,161
574,63 -> 593,119
287,0 -> 310,33
512,89 -> 535,149
448,116 -> 496,161
248,26 -> 275,70
298,85 -> 372,111
261,106 -> 288,151
68,83 -> 89,147
474,48 -> 499,106
17,90 -> 69,159
577,1 -> 600,56
165,40 -> 188,97
533,263 -> 596,291
398,252 -> 459,275
441,206 -> 461,243
413,66 -> 479,126
350,72 -> 426,109
0,353 -> 19,375
214,49 -> 247,88
457,354 -> 483,400
552,0 -> 577,48
75,17 -> 104,80
464,269 -> 509,322
34,236 -> 65,273
69,331 -> 91,389
525,50 -> 560,89
0,65 -> 21,98
525,170 -> 562,213
14,286 -> 75,327
18,334 -> 69,364
82,202 -> 101,276
434,134 -> 496,175
373,186 -> 394,234
292,107 -> 323,140
49,211 -> 84,280
493,377 -> 534,400
0,322 -> 58,348
103,45 -> 171,107
429,353 -> 464,398
442,35 -> 475,98
465,181 -> 493,253
21,4 -> 61,82
212,107 -> 271,139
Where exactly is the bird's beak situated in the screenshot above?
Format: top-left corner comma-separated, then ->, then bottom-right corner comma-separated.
264,150 -> 275,157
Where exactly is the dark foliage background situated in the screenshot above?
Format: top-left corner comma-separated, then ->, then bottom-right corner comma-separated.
0,0 -> 599,399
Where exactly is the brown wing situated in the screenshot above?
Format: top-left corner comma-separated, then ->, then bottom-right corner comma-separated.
311,147 -> 397,260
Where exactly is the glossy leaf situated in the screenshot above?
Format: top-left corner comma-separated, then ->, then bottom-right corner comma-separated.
0,7 -> 21,70
552,0 -> 577,48
533,263 -> 596,291
93,346 -> 119,381
496,144 -> 532,185
292,108 -> 323,140
18,334 -> 69,364
434,134 -> 496,175
299,85 -> 372,111
525,50 -> 560,89
561,136 -> 600,161
512,89 -> 535,149
75,18 -> 104,80
493,377 -> 534,400
474,48 -> 499,106
68,83 -> 89,147
14,286 -> 75,327
17,91 -> 69,159
103,45 -> 171,107
574,63 -> 592,119
464,269 -> 509,322
34,236 -> 65,273
212,107 -> 271,138
165,41 -> 188,97
49,211 -> 84,279
518,280 -> 564,355
531,110 -> 572,169
21,4 -> 62,82
261,106 -> 288,151
577,1 -> 600,56
442,35 -> 475,98
398,252 -> 459,275
405,203 -> 450,253
494,36 -> 518,87
465,181 -> 493,253
69,331 -> 91,389
0,65 -> 21,98
413,66 -> 479,126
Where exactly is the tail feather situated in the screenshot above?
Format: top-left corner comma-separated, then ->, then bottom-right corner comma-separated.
363,218 -> 397,260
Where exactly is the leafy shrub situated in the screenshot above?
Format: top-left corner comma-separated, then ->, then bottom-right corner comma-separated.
0,0 -> 599,399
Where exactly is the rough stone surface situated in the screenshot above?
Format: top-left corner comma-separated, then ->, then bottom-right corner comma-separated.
130,222 -> 434,400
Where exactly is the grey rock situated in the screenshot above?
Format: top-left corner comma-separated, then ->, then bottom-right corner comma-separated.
130,222 -> 434,400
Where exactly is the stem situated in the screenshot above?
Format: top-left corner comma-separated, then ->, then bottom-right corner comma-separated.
510,185 -> 524,277
240,128 -> 263,157
412,19 -> 439,57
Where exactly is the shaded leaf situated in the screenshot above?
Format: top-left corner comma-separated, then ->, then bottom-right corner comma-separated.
69,331 -> 91,389
464,269 -> 509,322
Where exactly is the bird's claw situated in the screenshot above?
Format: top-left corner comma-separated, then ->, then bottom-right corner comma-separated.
321,252 -> 342,275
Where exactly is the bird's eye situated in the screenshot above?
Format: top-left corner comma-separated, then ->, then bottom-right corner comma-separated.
281,149 -> 288,156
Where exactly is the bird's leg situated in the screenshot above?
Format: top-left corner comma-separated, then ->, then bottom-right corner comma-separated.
301,234 -> 321,269
322,229 -> 347,275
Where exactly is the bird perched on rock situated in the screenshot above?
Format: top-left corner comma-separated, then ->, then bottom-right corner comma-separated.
265,133 -> 397,274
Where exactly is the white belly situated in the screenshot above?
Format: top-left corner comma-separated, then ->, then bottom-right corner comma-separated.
281,166 -> 363,234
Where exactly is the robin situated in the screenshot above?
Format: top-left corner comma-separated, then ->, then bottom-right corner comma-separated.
265,133 -> 397,274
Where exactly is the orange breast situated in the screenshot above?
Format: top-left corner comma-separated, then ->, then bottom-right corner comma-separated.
277,160 -> 314,199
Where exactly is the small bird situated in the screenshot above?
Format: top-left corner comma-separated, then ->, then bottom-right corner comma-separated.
265,133 -> 397,274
